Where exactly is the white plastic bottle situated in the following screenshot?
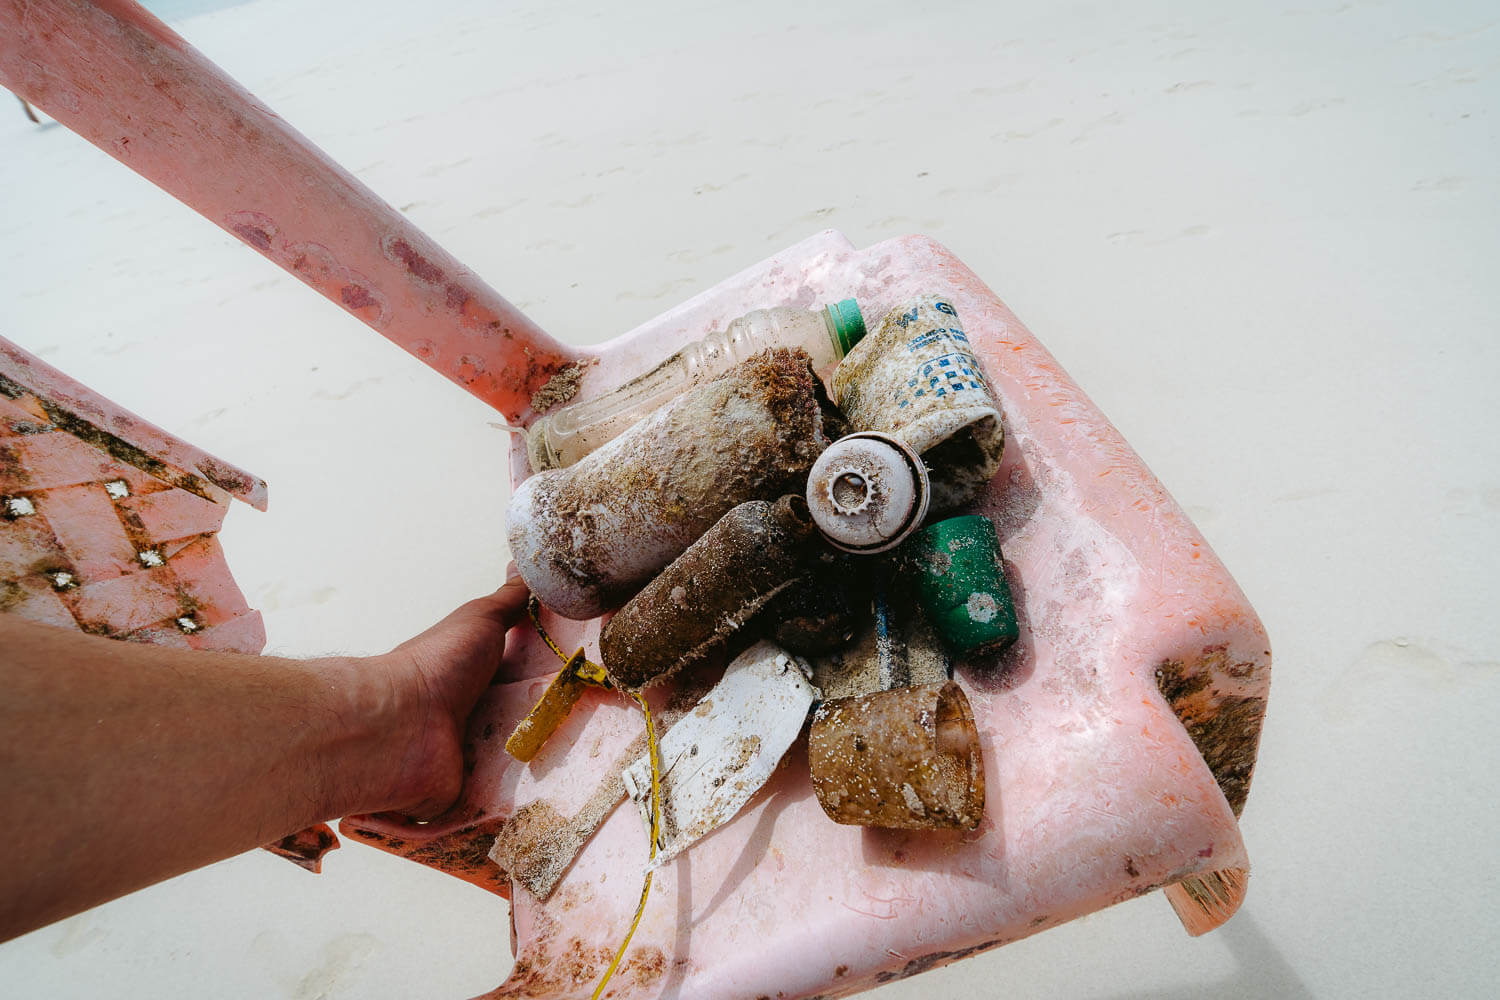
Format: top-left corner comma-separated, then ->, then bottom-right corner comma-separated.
526,299 -> 866,471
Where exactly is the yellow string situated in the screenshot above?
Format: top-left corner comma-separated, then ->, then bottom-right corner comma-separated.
527,597 -> 662,999
527,595 -> 572,662
528,596 -> 610,686
591,691 -> 661,1000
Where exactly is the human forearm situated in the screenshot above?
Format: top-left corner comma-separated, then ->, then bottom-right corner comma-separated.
0,619 -> 417,941
0,575 -> 527,943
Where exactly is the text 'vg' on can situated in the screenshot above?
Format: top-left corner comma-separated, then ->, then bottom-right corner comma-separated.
831,294 -> 1005,511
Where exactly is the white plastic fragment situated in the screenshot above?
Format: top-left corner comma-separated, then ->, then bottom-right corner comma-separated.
621,640 -> 819,867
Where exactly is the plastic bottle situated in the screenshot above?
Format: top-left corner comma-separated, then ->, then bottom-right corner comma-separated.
526,299 -> 866,472
509,349 -> 838,620
598,495 -> 816,689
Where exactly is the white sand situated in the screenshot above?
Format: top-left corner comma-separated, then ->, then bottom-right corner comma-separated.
1,0 -> 1497,996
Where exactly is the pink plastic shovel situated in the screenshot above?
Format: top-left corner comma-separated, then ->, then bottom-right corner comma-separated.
1,3 -> 1269,997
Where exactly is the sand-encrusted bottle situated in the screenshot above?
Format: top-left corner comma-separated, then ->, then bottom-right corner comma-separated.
508,349 -> 842,620
526,299 -> 865,471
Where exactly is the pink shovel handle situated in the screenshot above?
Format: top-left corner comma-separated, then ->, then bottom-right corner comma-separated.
0,0 -> 576,423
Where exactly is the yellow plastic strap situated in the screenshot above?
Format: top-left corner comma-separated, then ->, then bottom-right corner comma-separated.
504,649 -> 590,762
505,599 -> 612,761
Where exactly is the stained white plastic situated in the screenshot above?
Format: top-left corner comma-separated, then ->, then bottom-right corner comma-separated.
806,432 -> 930,553
621,641 -> 819,866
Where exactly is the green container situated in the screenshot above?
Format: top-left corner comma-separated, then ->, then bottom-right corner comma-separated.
905,515 -> 1019,655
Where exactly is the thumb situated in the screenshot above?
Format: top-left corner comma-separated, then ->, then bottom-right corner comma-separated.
449,567 -> 529,636
488,572 -> 530,630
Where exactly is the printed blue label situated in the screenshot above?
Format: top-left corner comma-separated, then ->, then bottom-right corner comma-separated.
894,348 -> 989,409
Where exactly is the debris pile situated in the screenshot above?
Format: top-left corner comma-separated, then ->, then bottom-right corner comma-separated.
500,294 -> 1020,997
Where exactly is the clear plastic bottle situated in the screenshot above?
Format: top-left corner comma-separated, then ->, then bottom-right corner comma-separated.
526,299 -> 866,471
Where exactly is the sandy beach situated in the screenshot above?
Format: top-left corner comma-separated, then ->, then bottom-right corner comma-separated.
1,0 -> 1496,996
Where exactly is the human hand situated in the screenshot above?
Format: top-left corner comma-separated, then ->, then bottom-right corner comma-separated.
361,571 -> 531,820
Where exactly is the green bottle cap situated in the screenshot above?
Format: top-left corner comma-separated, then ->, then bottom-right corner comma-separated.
905,515 -> 1019,656
824,298 -> 867,358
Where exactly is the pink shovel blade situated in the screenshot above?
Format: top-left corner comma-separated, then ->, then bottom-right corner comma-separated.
0,2 -> 1267,991
344,230 -> 1270,999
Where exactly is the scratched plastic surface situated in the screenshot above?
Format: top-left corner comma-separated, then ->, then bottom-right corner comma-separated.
341,230 -> 1271,999
0,335 -> 266,649
0,0 -> 573,427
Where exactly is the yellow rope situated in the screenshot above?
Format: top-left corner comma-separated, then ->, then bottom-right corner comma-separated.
527,596 -> 609,685
527,595 -> 570,660
527,598 -> 662,999
591,691 -> 661,999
